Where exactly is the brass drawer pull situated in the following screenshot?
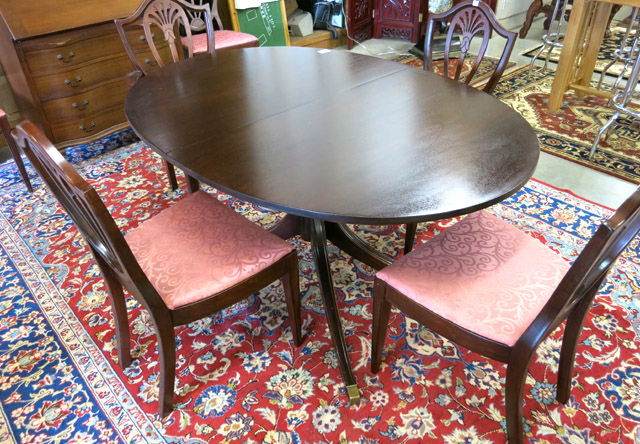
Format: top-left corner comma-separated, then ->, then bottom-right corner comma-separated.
79,122 -> 96,132
144,58 -> 158,67
64,76 -> 82,87
57,51 -> 75,63
139,33 -> 156,42
72,100 -> 89,110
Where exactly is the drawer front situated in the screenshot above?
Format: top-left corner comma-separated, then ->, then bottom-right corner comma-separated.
132,47 -> 174,73
51,105 -> 127,144
124,27 -> 167,52
23,31 -> 128,76
32,55 -> 133,101
41,80 -> 130,125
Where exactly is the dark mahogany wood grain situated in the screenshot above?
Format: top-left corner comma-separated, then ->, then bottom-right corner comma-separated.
125,46 -> 540,405
125,47 -> 539,225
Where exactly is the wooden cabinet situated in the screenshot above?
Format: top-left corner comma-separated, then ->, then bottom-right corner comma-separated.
0,0 -> 144,149
355,0 -> 498,47
373,0 -> 422,42
348,0 -> 376,47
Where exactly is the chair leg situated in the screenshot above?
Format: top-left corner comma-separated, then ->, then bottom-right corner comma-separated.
90,247 -> 131,368
528,45 -> 547,79
504,361 -> 530,444
154,317 -> 176,418
164,160 -> 179,190
371,278 -> 392,374
403,222 -> 417,255
556,290 -> 599,403
281,252 -> 303,346
187,175 -> 200,193
1,113 -> 33,192
590,111 -> 620,159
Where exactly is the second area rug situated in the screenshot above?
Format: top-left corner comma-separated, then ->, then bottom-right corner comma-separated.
493,66 -> 640,184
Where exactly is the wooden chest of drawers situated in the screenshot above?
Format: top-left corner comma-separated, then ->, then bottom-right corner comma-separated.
0,0 -> 149,149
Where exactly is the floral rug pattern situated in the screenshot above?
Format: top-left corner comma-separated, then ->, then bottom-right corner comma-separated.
492,66 -> 640,184
0,133 -> 639,443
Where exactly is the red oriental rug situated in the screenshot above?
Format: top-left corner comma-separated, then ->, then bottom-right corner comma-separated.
0,133 -> 639,443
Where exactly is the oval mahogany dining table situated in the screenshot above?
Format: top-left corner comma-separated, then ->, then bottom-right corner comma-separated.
125,46 -> 540,406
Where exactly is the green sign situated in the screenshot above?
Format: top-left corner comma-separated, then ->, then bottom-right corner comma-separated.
235,1 -> 288,46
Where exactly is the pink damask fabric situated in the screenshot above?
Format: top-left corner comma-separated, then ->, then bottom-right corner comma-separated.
377,211 -> 571,346
125,190 -> 293,310
186,30 -> 260,54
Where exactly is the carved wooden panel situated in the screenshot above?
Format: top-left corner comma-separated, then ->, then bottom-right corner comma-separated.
347,0 -> 374,49
380,27 -> 412,40
373,0 -> 421,42
380,0 -> 411,20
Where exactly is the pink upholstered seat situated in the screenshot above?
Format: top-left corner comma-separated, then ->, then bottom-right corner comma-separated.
126,190 -> 293,310
17,121 -> 303,418
372,184 -> 640,444
186,30 -> 259,53
377,210 -> 571,346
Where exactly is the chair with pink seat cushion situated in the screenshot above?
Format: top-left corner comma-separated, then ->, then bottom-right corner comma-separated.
371,194 -> 640,444
14,120 -> 302,419
181,0 -> 259,52
115,0 -> 216,193
402,0 -> 518,256
0,109 -> 32,192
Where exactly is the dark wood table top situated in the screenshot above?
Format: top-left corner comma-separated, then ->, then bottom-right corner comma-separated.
125,47 -> 539,225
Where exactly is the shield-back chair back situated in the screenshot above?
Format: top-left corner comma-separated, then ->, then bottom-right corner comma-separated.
424,0 -> 517,94
371,186 -> 640,444
114,0 -> 213,192
401,0 -> 518,255
182,0 -> 260,52
115,0 -> 214,75
14,121 -> 302,418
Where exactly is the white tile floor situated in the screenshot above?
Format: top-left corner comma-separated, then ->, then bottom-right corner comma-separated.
339,13 -> 638,209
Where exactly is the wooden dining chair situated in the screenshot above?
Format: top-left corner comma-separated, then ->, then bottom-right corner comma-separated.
371,187 -> 640,444
402,0 -> 518,255
115,0 -> 215,192
14,121 -> 302,418
424,0 -> 517,94
182,0 -> 259,52
0,109 -> 32,192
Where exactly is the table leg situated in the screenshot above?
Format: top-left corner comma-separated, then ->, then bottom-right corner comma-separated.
325,222 -> 393,271
548,0 -> 594,111
309,218 -> 360,405
270,214 -> 303,240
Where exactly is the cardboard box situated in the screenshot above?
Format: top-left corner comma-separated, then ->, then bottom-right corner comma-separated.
284,0 -> 298,17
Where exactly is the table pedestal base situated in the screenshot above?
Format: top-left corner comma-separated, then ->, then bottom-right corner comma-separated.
271,214 -> 394,406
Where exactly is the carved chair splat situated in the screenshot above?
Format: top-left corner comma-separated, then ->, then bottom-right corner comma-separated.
182,0 -> 259,52
402,0 -> 518,255
115,0 -> 214,192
